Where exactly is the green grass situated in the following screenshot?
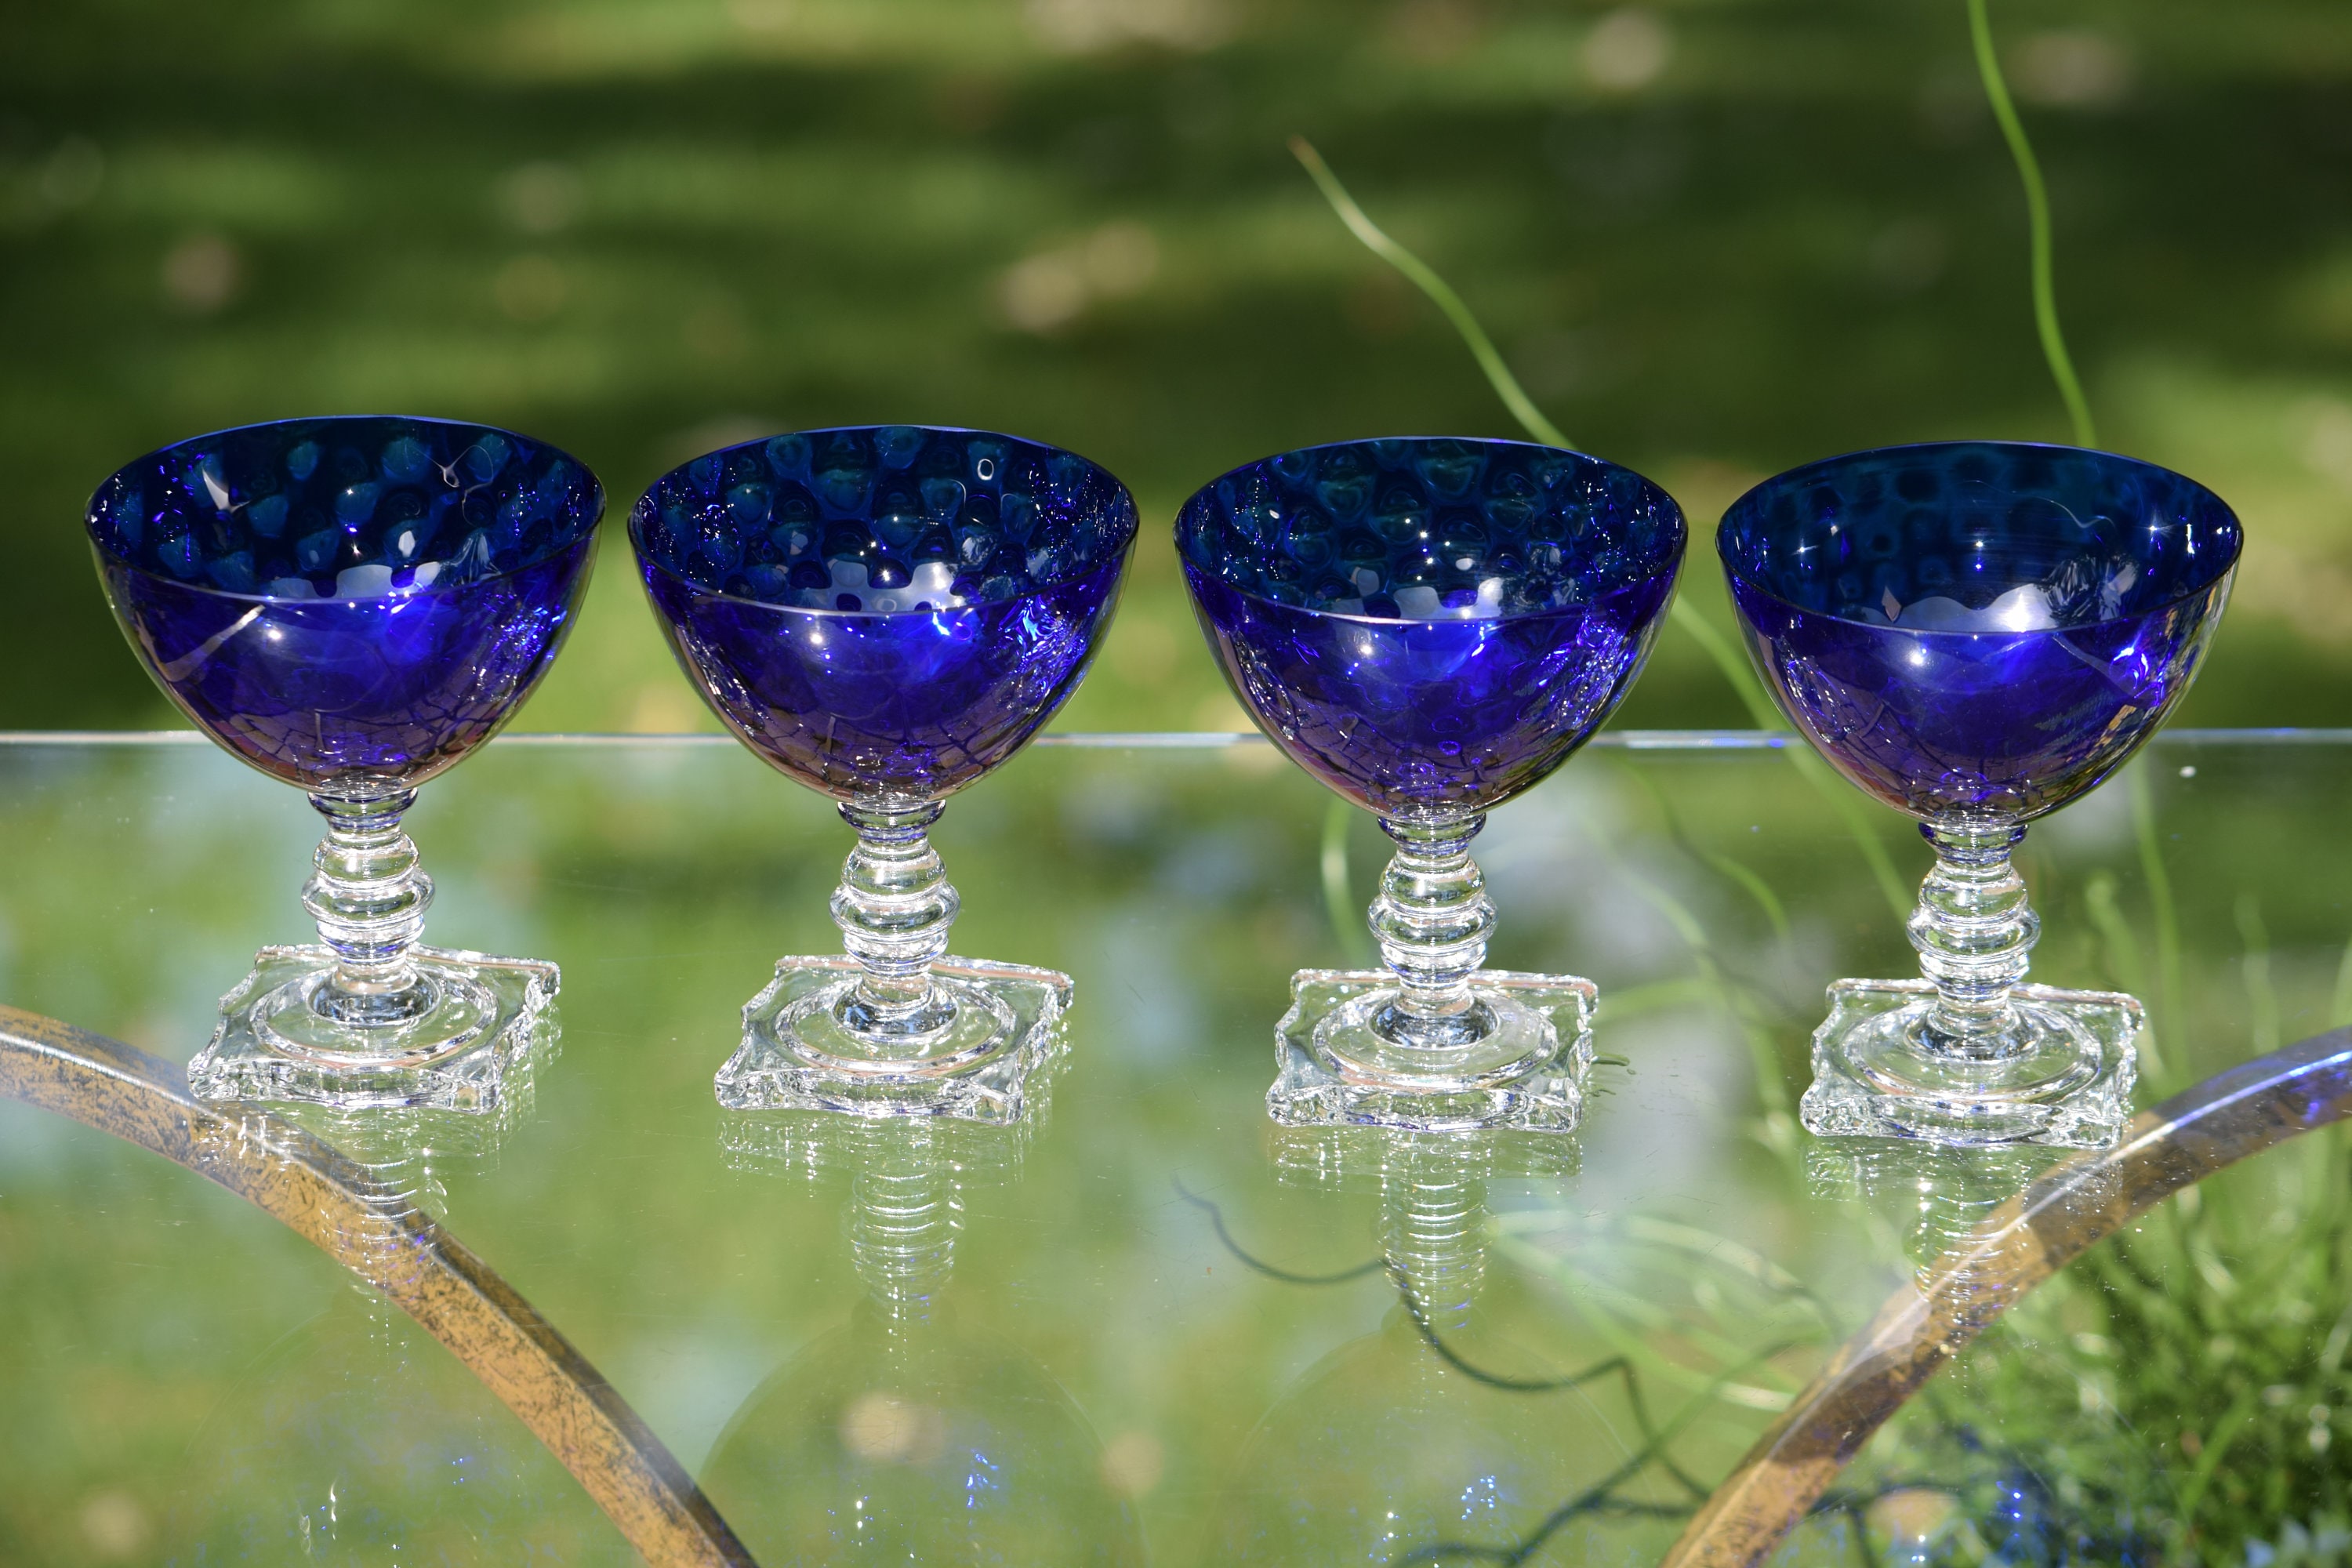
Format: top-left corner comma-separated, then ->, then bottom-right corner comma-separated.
5,0 -> 2352,732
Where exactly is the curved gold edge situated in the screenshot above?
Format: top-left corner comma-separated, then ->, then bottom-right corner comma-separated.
1663,1025 -> 2352,1568
0,1004 -> 758,1568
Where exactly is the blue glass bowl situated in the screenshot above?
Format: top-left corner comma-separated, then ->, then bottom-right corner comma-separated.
1719,441 -> 2241,822
88,416 -> 602,790
633,426 -> 1137,803
1177,437 -> 1685,818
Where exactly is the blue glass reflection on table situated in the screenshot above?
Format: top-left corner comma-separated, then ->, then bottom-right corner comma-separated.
1178,436 -> 1685,1131
633,425 -> 1137,1120
1719,440 -> 2241,1145
87,416 -> 603,1109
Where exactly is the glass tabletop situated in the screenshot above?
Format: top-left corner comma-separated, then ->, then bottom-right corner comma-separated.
2,729 -> 2347,1566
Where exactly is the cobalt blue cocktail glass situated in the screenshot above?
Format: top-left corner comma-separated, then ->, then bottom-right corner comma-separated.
1721,441 -> 2241,1146
633,426 -> 1136,1122
88,416 -> 602,1110
1179,437 -> 1684,1131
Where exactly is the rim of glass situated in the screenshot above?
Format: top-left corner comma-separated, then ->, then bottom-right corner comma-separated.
85,413 -> 606,603
1174,434 -> 1687,626
1715,438 -> 2245,633
629,423 -> 1140,617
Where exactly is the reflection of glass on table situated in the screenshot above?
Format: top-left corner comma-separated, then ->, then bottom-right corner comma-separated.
706,1109 -> 1145,1565
3,730 -> 2349,1566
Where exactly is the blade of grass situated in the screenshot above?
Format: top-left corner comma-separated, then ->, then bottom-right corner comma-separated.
2176,1381 -> 2264,1542
1664,604 -> 1911,923
2234,891 -> 2281,1058
2329,932 -> 2352,1029
1666,590 -> 1781,732
1321,795 -> 1373,966
1577,818 -> 1802,1159
1290,136 -> 1914,924
1966,0 -> 2097,448
1512,1247 -> 1810,1406
2129,763 -> 2186,1063
1289,136 -> 1571,451
1813,774 -> 1912,924
1494,1210 -> 1838,1327
2084,869 -> 2165,1081
1617,756 -> 1789,944
1592,975 -> 1714,1026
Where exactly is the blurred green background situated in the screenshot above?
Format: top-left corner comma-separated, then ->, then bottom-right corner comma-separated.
6,0 -> 2352,735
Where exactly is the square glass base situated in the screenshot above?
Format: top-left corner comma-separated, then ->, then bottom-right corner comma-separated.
1268,968 -> 1597,1133
187,944 -> 559,1113
716,955 -> 1073,1123
1801,978 -> 2142,1149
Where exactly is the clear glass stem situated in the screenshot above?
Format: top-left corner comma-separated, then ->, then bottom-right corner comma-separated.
1907,818 -> 2038,1058
1367,814 -> 1497,1050
849,1134 -> 956,1331
302,788 -> 437,1027
831,799 -> 960,1040
1381,1136 -> 1491,1334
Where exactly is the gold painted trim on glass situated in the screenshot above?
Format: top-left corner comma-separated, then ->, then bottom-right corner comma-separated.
1666,1025 -> 2352,1567
0,1004 -> 756,1568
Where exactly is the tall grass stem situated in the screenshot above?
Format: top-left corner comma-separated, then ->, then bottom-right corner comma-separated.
1320,795 -> 1372,966
1289,136 -> 1571,451
1967,0 -> 2098,448
1290,136 -> 1911,924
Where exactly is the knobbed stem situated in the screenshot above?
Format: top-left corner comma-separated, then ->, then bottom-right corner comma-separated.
1369,815 -> 1497,1049
1381,1135 -> 1491,1334
848,1137 -> 956,1330
833,799 -> 960,1040
303,788 -> 437,1027
1908,819 -> 2038,1056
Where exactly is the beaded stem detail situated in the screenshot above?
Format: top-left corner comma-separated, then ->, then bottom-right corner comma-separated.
833,800 -> 960,1038
1381,1136 -> 1491,1334
1909,819 -> 2038,1056
850,1141 -> 956,1330
303,789 -> 437,1027
1368,815 -> 1497,1048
